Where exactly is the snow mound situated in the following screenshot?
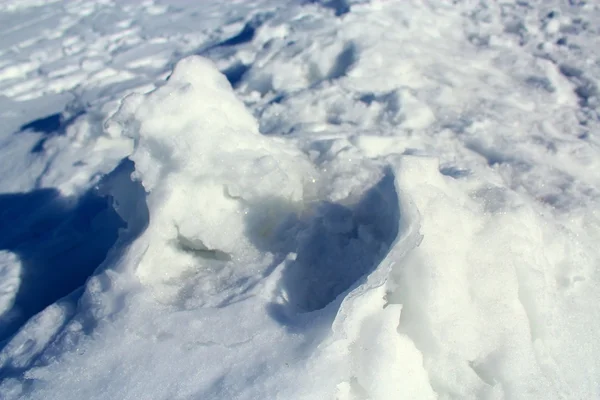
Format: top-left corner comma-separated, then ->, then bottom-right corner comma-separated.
0,56 -> 413,399
107,56 -> 317,301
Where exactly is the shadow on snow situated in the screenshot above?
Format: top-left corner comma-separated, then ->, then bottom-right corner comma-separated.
0,159 -> 148,350
245,168 -> 400,329
17,111 -> 84,154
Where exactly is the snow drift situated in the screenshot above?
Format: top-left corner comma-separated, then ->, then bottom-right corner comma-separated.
1,46 -> 599,399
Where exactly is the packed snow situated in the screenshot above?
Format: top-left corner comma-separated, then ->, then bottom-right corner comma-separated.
0,0 -> 599,399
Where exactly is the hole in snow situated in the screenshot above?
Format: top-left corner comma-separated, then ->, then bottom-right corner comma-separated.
327,42 -> 358,80
265,169 -> 400,314
222,62 -> 250,88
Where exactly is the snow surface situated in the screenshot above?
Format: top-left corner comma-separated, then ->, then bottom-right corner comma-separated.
1,0 -> 600,399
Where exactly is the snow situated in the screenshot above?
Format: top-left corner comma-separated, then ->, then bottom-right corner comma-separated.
107,55 -> 317,302
1,0 -> 600,399
0,252 -> 20,323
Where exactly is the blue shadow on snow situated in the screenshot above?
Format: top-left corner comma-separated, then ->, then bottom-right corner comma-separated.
0,158 -> 150,350
244,168 -> 400,331
0,187 -> 125,344
18,111 -> 84,154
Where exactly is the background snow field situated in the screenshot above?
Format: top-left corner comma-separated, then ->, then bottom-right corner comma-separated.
0,0 -> 599,399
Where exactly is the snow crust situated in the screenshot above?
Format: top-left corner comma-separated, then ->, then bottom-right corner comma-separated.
1,0 -> 600,399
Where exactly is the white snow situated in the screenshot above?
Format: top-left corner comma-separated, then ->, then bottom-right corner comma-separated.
0,0 -> 600,399
107,55 -> 316,301
0,252 -> 20,324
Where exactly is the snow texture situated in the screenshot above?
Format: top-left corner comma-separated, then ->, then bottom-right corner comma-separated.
1,0 -> 600,399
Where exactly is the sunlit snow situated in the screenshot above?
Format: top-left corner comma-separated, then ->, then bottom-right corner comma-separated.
0,0 -> 599,399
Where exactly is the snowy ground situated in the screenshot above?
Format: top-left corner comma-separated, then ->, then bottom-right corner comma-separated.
0,0 -> 599,399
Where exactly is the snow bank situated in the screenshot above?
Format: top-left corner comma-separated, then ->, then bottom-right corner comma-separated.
386,155 -> 597,398
2,45 -> 600,399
